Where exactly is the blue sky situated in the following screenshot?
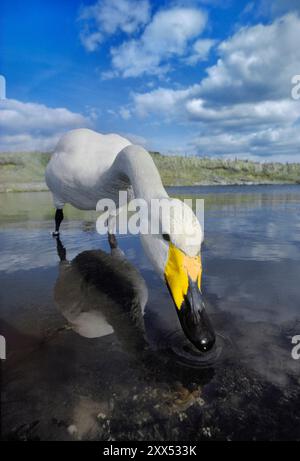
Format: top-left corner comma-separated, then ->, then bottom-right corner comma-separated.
1,0 -> 300,161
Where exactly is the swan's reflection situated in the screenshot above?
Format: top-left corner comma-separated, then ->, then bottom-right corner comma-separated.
53,236 -> 222,370
54,237 -> 148,354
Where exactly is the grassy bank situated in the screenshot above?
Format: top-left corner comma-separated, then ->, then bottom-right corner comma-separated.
0,151 -> 300,192
152,152 -> 300,186
0,152 -> 51,192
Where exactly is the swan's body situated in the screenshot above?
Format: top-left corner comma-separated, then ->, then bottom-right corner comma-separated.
45,128 -> 166,211
46,128 -> 215,352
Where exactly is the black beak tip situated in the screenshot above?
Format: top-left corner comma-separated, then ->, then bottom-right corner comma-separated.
166,278 -> 216,354
178,287 -> 216,354
178,311 -> 217,353
197,335 -> 216,353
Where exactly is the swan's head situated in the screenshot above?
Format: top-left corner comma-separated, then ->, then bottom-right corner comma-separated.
140,198 -> 215,353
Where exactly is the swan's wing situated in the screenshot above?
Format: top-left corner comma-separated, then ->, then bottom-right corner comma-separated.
45,129 -> 132,208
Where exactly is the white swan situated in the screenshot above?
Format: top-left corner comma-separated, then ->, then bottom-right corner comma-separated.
46,128 -> 215,352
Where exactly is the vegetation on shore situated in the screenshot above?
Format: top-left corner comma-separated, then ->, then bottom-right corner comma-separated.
151,152 -> 300,186
0,152 -> 51,192
0,151 -> 300,192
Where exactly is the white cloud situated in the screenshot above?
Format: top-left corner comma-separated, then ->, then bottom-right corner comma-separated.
79,2 -> 211,78
0,99 -> 90,151
200,13 -> 300,103
189,126 -> 300,158
80,31 -> 102,52
85,105 -> 101,121
185,99 -> 300,128
119,106 -> 131,120
260,0 -> 300,17
100,70 -> 118,81
132,85 -> 199,119
185,38 -> 217,65
130,13 -> 300,161
110,7 -> 208,77
79,0 -> 150,51
133,86 -> 199,118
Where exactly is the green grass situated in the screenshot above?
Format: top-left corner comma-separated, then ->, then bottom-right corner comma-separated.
0,152 -> 51,192
0,151 -> 300,192
151,153 -> 300,186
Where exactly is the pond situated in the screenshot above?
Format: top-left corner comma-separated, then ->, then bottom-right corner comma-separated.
1,185 -> 300,441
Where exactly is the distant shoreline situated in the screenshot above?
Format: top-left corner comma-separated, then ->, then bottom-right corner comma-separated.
2,181 -> 298,194
0,151 -> 299,193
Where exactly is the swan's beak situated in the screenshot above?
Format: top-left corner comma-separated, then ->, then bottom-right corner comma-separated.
164,243 -> 215,353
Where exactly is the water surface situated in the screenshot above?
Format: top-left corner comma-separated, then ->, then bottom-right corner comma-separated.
1,185 -> 300,441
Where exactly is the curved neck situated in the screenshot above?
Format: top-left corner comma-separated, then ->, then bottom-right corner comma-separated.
110,145 -> 168,201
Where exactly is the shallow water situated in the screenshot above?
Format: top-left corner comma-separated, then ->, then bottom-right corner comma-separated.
1,185 -> 300,441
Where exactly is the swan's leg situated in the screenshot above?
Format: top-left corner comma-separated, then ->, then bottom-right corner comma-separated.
55,236 -> 67,262
53,208 -> 64,237
107,214 -> 118,250
107,214 -> 126,258
108,232 -> 118,250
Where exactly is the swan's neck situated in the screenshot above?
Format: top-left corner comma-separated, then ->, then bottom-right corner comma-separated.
111,145 -> 168,201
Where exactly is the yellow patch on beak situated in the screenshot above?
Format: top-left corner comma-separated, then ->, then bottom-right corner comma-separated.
164,243 -> 202,310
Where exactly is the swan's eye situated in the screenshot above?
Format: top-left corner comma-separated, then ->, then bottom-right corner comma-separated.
162,233 -> 171,242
